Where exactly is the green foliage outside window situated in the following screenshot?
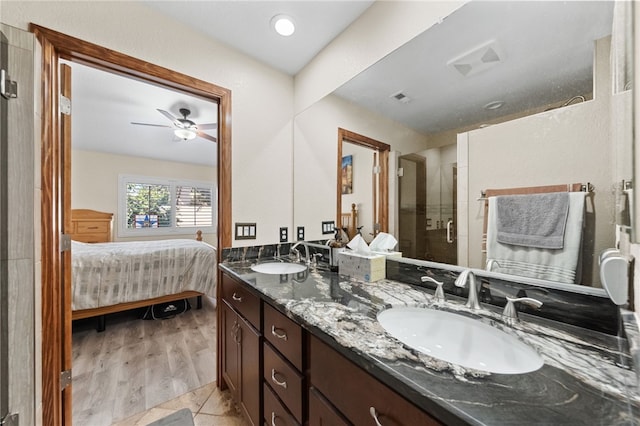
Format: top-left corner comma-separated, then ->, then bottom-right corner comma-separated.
126,183 -> 171,228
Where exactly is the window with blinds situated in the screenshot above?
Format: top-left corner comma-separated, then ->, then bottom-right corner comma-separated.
119,175 -> 215,237
176,185 -> 213,228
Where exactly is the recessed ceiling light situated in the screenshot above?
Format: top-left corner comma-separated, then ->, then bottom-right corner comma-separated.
483,100 -> 505,110
271,14 -> 295,37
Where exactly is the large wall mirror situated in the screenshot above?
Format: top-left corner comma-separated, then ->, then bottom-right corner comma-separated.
336,128 -> 390,241
293,1 -> 634,289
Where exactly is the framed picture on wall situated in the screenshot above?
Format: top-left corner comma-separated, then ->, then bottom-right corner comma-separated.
342,155 -> 353,194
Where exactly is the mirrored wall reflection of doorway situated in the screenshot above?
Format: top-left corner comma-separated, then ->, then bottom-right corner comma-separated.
398,153 -> 457,264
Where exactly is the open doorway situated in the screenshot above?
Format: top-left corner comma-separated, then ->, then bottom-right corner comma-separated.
67,61 -> 220,424
33,25 -> 231,426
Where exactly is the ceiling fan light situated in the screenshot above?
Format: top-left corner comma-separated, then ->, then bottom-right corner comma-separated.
174,128 -> 197,140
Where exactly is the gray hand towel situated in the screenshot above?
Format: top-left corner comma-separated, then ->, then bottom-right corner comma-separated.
496,192 -> 570,249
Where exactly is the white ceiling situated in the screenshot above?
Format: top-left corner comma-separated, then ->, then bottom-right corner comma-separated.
71,1 -> 374,166
142,0 -> 375,76
334,1 -> 615,134
70,61 -> 219,166
72,0 -> 615,166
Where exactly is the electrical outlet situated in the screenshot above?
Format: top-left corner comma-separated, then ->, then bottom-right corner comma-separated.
235,222 -> 257,240
297,226 -> 305,240
322,221 -> 335,234
280,227 -> 288,243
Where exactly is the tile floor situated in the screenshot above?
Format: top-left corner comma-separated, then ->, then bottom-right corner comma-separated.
111,381 -> 249,426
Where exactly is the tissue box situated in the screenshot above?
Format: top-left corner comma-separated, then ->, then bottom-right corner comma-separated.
337,251 -> 386,282
370,251 -> 403,258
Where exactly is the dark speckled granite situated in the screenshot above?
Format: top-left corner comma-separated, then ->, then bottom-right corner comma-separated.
220,257 -> 640,426
385,258 -> 621,336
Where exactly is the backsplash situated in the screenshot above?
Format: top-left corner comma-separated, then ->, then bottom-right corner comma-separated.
386,258 -> 620,336
221,243 -> 620,336
221,240 -> 330,263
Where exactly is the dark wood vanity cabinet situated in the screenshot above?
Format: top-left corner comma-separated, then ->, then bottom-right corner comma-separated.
220,271 -> 441,426
309,334 -> 442,426
263,302 -> 304,425
220,274 -> 261,426
308,386 -> 350,426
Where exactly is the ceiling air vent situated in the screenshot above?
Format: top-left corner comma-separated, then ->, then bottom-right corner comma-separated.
447,40 -> 503,77
390,91 -> 412,104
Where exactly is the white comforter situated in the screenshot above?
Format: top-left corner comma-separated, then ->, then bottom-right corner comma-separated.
71,239 -> 217,311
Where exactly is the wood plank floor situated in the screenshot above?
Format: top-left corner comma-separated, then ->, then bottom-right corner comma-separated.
71,296 -> 223,425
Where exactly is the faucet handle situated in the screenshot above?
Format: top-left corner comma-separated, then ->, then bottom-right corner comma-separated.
503,296 -> 543,324
421,276 -> 445,302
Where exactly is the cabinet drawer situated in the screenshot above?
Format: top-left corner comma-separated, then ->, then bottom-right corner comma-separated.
310,335 -> 442,426
221,273 -> 260,328
264,382 -> 300,426
264,342 -> 304,423
76,221 -> 109,234
309,387 -> 351,426
73,233 -> 110,244
263,303 -> 303,371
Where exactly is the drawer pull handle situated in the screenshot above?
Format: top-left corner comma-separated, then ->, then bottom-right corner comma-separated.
271,412 -> 280,426
271,369 -> 287,389
271,325 -> 288,341
232,292 -> 243,302
369,407 -> 384,426
87,226 -> 99,229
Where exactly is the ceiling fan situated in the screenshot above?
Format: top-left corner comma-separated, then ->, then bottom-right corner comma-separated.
131,108 -> 218,142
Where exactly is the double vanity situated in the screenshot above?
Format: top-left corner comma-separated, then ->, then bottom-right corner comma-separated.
218,249 -> 640,425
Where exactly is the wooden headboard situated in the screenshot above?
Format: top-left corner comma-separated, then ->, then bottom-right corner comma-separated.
70,209 -> 113,243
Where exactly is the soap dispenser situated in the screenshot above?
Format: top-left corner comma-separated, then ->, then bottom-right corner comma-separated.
326,227 -> 346,272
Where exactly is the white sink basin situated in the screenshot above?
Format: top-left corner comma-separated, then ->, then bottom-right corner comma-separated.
251,262 -> 307,274
377,307 -> 543,374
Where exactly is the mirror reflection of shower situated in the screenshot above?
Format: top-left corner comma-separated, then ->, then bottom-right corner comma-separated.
398,146 -> 457,264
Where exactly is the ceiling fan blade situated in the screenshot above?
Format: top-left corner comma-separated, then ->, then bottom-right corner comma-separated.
131,122 -> 172,128
196,131 -> 217,143
197,122 -> 218,130
157,109 -> 179,125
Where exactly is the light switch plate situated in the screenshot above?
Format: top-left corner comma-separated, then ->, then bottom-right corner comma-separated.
322,221 -> 335,234
235,222 -> 257,240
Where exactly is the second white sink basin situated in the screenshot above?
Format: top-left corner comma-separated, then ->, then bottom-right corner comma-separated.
377,307 -> 543,374
251,262 -> 307,274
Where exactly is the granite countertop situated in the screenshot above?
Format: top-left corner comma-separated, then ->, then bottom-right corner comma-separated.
220,258 -> 640,425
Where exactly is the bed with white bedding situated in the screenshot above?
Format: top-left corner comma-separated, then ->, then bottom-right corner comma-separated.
71,239 -> 217,316
69,209 -> 217,330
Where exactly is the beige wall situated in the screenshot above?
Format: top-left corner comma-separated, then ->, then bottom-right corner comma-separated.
293,94 -> 428,242
460,37 -> 617,287
1,0 -> 294,248
72,150 -> 217,245
342,142 -> 375,242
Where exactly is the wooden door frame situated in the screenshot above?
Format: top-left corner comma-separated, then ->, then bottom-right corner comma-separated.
30,24 -> 232,426
336,128 -> 389,234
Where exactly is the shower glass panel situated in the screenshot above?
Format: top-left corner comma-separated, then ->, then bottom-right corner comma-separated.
398,154 -> 457,264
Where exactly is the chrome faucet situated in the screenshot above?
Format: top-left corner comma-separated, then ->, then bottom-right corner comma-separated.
421,276 -> 445,302
454,269 -> 481,309
290,241 -> 310,264
502,296 -> 543,326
